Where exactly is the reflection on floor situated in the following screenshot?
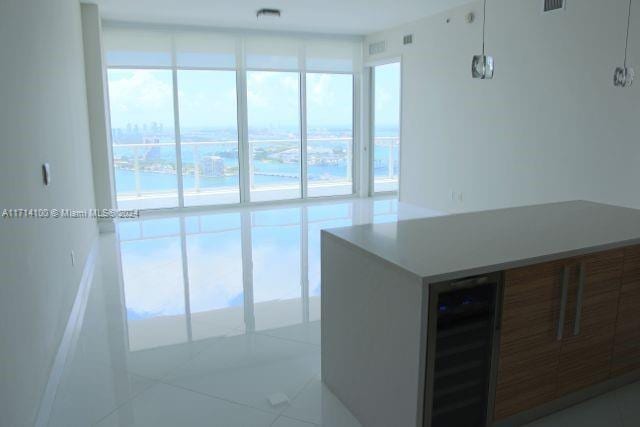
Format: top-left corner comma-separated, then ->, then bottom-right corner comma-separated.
114,197 -> 437,352
47,196 -> 640,426
48,197 -> 441,426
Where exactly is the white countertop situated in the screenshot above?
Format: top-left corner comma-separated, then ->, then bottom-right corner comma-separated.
323,201 -> 640,283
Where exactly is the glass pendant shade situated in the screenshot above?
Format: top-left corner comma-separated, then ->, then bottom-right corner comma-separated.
615,0 -> 634,88
614,66 -> 634,87
473,0 -> 493,80
472,55 -> 494,79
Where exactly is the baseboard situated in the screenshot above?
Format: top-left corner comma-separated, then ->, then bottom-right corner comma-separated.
33,238 -> 99,427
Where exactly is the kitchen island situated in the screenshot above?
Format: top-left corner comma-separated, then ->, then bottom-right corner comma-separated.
321,201 -> 640,427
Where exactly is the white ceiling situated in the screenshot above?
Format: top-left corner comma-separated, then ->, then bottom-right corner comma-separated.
96,0 -> 472,36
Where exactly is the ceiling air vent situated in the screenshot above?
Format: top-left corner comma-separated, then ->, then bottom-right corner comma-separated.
543,0 -> 565,12
403,34 -> 413,45
368,40 -> 386,55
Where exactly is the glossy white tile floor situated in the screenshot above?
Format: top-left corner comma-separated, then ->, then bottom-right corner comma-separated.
48,196 -> 640,426
48,197 -> 440,427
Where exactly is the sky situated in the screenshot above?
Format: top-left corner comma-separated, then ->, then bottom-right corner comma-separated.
374,62 -> 402,129
107,65 -> 400,132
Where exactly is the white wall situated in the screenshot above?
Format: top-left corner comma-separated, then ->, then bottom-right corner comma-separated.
0,0 -> 98,425
365,0 -> 640,213
82,3 -> 116,216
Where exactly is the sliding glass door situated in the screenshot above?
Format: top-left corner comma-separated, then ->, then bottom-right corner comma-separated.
372,62 -> 401,193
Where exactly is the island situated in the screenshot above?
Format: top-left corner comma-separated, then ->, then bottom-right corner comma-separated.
321,201 -> 640,427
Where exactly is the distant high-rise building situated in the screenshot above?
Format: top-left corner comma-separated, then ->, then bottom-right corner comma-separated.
142,138 -> 161,161
200,155 -> 225,177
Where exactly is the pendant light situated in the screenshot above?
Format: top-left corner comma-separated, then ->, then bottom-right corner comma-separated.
472,0 -> 494,79
614,0 -> 634,87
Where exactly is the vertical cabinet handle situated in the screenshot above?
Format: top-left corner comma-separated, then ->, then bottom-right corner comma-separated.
573,262 -> 586,336
557,266 -> 570,341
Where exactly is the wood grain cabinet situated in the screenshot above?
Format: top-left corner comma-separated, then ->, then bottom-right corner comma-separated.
494,249 -> 626,420
612,245 -> 640,376
493,259 -> 567,420
556,249 -> 624,396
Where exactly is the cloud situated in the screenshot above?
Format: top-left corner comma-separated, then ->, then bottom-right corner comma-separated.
176,71 -> 238,128
246,71 -> 300,127
108,69 -> 174,128
307,73 -> 333,107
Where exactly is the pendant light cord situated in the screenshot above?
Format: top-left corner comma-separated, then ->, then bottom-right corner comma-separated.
624,0 -> 632,67
482,0 -> 487,56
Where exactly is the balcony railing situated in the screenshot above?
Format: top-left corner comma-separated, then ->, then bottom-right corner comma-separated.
112,136 -> 397,206
373,136 -> 399,180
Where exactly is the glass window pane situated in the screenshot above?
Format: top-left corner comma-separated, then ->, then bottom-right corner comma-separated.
373,62 -> 401,193
177,70 -> 240,206
107,69 -> 179,209
247,71 -> 301,202
306,73 -> 353,197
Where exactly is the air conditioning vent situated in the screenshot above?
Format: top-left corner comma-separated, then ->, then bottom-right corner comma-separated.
368,40 -> 386,55
543,0 -> 565,12
403,34 -> 413,45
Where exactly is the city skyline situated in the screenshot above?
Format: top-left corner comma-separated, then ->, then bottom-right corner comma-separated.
106,63 -> 400,205
107,66 -> 400,131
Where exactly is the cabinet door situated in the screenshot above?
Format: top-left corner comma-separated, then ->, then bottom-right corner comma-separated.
493,260 -> 567,420
556,249 -> 624,396
612,245 -> 640,376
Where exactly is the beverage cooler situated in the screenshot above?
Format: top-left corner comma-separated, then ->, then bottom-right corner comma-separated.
423,273 -> 503,427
